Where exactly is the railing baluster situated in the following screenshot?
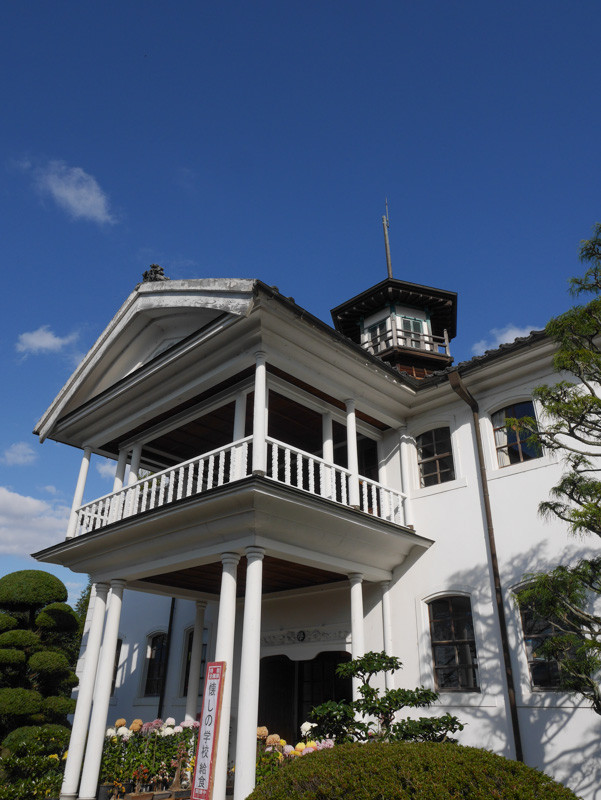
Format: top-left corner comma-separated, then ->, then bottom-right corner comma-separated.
308,458 -> 315,494
197,459 -> 205,493
187,463 -> 194,497
150,478 -> 157,510
361,481 -> 368,511
272,442 -> 279,480
140,482 -> 148,513
167,472 -> 175,503
177,466 -> 184,500
207,455 -> 215,489
284,448 -> 291,485
296,452 -> 302,489
218,451 -> 225,486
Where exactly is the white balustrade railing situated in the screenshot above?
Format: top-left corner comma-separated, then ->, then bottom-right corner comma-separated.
74,436 -> 406,537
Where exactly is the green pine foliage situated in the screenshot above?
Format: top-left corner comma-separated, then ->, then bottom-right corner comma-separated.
0,724 -> 70,800
246,742 -> 578,800
513,224 -> 601,715
0,570 -> 81,739
309,652 -> 463,743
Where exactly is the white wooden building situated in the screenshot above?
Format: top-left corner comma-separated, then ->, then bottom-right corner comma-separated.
33,269 -> 600,800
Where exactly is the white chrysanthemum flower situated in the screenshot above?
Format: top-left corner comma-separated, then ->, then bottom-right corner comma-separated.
164,717 -> 176,726
174,725 -> 183,732
105,727 -> 116,737
300,721 -> 316,736
161,727 -> 175,736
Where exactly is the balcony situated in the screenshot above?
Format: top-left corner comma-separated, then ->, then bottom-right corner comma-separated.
74,436 -> 406,538
366,327 -> 450,358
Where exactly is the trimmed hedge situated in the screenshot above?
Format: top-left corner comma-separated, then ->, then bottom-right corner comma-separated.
0,629 -> 40,649
0,688 -> 43,717
28,650 -> 71,676
35,602 -> 80,633
0,648 -> 26,666
0,571 -> 67,612
1,723 -> 71,754
0,613 -> 17,633
246,742 -> 578,800
43,694 -> 76,719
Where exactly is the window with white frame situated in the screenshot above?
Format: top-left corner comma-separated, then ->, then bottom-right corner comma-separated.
416,427 -> 455,487
491,400 -> 541,467
428,595 -> 479,691
144,632 -> 167,696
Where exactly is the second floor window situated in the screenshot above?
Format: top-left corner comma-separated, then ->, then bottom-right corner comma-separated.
428,595 -> 479,691
416,427 -> 455,487
492,401 -> 541,467
144,632 -> 167,696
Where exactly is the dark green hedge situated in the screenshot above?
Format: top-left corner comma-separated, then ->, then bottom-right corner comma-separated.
0,571 -> 67,612
0,629 -> 41,649
0,688 -> 43,717
28,650 -> 71,676
43,695 -> 76,719
0,613 -> 17,633
35,602 -> 80,633
246,742 -> 578,800
1,723 -> 71,754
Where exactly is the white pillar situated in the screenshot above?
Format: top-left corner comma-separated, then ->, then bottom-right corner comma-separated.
128,442 -> 142,485
112,448 -> 128,493
185,601 -> 207,722
233,547 -> 264,800
66,446 -> 92,539
212,554 -> 240,800
252,351 -> 267,475
380,581 -> 395,690
345,400 -> 360,508
322,411 -> 333,499
349,572 -> 365,701
234,391 -> 248,479
78,580 -> 126,800
59,583 -> 109,800
399,428 -> 414,527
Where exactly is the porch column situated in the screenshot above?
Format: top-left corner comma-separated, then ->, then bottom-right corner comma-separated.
252,351 -> 268,475
184,600 -> 207,721
66,446 -> 91,539
233,547 -> 265,800
399,428 -> 414,527
78,580 -> 126,800
380,581 -> 395,690
349,572 -> 365,701
322,411 -> 334,499
234,391 -> 248,479
112,448 -> 128,492
345,400 -> 360,508
212,553 -> 240,800
59,582 -> 109,800
128,442 -> 142,485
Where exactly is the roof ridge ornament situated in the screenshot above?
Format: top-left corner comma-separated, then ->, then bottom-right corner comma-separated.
382,199 -> 393,280
142,263 -> 170,282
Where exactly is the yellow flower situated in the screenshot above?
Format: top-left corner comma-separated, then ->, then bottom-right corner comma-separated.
48,754 -> 59,760
279,739 -> 286,746
295,742 -> 305,752
115,717 -> 126,728
306,740 -> 318,749
62,751 -> 69,760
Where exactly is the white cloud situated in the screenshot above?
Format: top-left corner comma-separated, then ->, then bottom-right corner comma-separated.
31,159 -> 116,224
42,485 -> 58,495
471,324 -> 539,356
0,486 -> 69,556
96,459 -> 116,480
1,442 -> 37,466
16,325 -> 78,355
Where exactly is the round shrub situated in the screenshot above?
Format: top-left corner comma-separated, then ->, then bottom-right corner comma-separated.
35,601 -> 79,633
43,694 -> 76,719
0,571 -> 67,613
0,629 -> 41,649
28,650 -> 71,676
0,687 -> 43,716
2,723 -> 71,754
0,612 -> 17,633
246,742 -> 578,800
0,648 -> 26,666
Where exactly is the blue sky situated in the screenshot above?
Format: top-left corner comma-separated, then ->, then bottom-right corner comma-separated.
1,1 -> 600,603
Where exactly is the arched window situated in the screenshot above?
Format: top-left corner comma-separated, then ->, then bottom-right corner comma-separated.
428,596 -> 479,691
519,603 -> 561,689
491,401 -> 541,467
416,427 -> 455,487
144,632 -> 167,696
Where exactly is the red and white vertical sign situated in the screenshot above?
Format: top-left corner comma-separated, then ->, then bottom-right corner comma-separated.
191,661 -> 226,800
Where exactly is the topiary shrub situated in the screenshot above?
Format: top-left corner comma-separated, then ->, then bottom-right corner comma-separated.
0,723 -> 71,800
246,742 -> 578,800
0,648 -> 26,667
0,629 -> 41,649
1,723 -> 71,754
0,687 -> 43,717
43,695 -> 76,721
0,613 -> 17,633
28,650 -> 71,676
35,602 -> 80,633
0,571 -> 67,617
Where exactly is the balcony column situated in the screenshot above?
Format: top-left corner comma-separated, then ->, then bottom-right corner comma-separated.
234,391 -> 248,479
380,581 -> 395,690
66,446 -> 92,539
252,351 -> 268,475
212,553 -> 240,800
78,580 -> 126,800
112,448 -> 128,492
128,442 -> 142,485
184,600 -> 207,722
59,582 -> 109,800
345,400 -> 360,508
322,411 -> 334,499
233,546 -> 265,800
348,572 -> 365,701
398,427 -> 414,527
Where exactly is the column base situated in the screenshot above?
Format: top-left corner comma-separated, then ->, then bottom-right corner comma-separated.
59,794 -> 78,800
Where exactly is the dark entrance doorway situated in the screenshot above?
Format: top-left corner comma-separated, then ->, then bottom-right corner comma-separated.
257,651 -> 352,743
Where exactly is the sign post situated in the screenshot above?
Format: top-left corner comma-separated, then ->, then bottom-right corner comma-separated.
191,661 -> 226,800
